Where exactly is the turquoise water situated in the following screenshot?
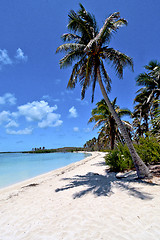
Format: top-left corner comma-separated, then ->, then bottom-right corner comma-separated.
0,152 -> 90,189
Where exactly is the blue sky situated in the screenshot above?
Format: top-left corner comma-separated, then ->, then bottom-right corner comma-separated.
0,0 -> 159,152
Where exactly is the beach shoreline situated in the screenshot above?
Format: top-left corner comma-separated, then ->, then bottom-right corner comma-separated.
0,151 -> 91,191
0,151 -> 160,240
0,151 -> 95,195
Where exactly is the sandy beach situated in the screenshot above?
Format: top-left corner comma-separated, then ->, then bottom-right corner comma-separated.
0,152 -> 160,240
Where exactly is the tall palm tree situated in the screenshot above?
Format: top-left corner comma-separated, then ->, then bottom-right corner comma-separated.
56,4 -> 150,178
88,98 -> 132,150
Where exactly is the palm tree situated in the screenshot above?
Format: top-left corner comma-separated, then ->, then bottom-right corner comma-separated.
83,137 -> 98,151
88,98 -> 132,150
56,4 -> 150,178
151,100 -> 160,141
136,60 -> 160,119
133,94 -> 150,138
133,60 -> 160,140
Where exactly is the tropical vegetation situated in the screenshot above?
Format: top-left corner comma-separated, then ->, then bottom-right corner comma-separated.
88,98 -> 132,150
105,135 -> 160,172
86,61 -> 160,172
133,61 -> 160,141
57,3 -> 159,178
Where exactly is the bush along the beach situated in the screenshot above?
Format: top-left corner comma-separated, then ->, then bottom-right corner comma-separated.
134,134 -> 160,165
105,135 -> 160,172
105,144 -> 134,172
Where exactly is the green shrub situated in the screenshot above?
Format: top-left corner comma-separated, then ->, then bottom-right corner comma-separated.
105,135 -> 160,172
105,144 -> 134,172
134,135 -> 160,164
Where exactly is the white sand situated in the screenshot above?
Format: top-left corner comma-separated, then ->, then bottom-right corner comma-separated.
0,152 -> 160,240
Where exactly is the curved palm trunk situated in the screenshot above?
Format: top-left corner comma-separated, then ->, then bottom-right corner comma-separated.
110,118 -> 115,150
144,115 -> 149,133
97,68 -> 151,178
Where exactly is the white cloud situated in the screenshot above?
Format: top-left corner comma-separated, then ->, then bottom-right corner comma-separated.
0,93 -> 16,105
18,101 -> 57,122
52,119 -> 63,127
38,113 -> 63,128
5,120 -> 19,128
0,99 -> 63,132
15,48 -> 28,62
0,49 -> 12,65
11,111 -> 19,119
17,100 -> 62,128
69,106 -> 78,118
0,48 -> 27,70
6,127 -> 33,135
0,49 -> 12,68
0,111 -> 11,124
73,127 -> 79,132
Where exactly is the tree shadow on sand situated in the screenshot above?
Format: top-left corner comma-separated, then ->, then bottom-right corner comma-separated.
55,171 -> 157,200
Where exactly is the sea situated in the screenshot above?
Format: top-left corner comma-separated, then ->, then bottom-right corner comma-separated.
0,152 -> 91,189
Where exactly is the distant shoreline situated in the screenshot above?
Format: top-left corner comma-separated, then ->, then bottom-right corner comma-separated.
23,147 -> 85,154
0,147 -> 86,154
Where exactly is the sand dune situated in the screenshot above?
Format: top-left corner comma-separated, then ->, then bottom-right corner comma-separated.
0,152 -> 160,240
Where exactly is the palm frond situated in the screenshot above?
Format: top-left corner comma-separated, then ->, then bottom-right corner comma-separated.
67,56 -> 87,88
94,12 -> 120,41
103,48 -> 133,78
61,33 -> 81,42
118,109 -> 132,117
114,18 -> 128,28
122,120 -> 134,131
100,60 -> 111,92
144,60 -> 160,71
56,43 -> 85,53
80,57 -> 93,99
78,3 -> 98,38
88,115 -> 106,124
101,18 -> 127,44
94,119 -> 107,129
112,97 -> 117,106
84,12 -> 128,51
59,48 -> 86,69
136,73 -> 154,87
68,8 -> 92,41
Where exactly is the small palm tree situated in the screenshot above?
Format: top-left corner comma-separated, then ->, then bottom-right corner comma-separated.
56,4 -> 150,178
133,94 -> 150,138
83,137 -> 97,151
88,98 -> 132,150
136,60 -> 160,119
134,60 -> 160,140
